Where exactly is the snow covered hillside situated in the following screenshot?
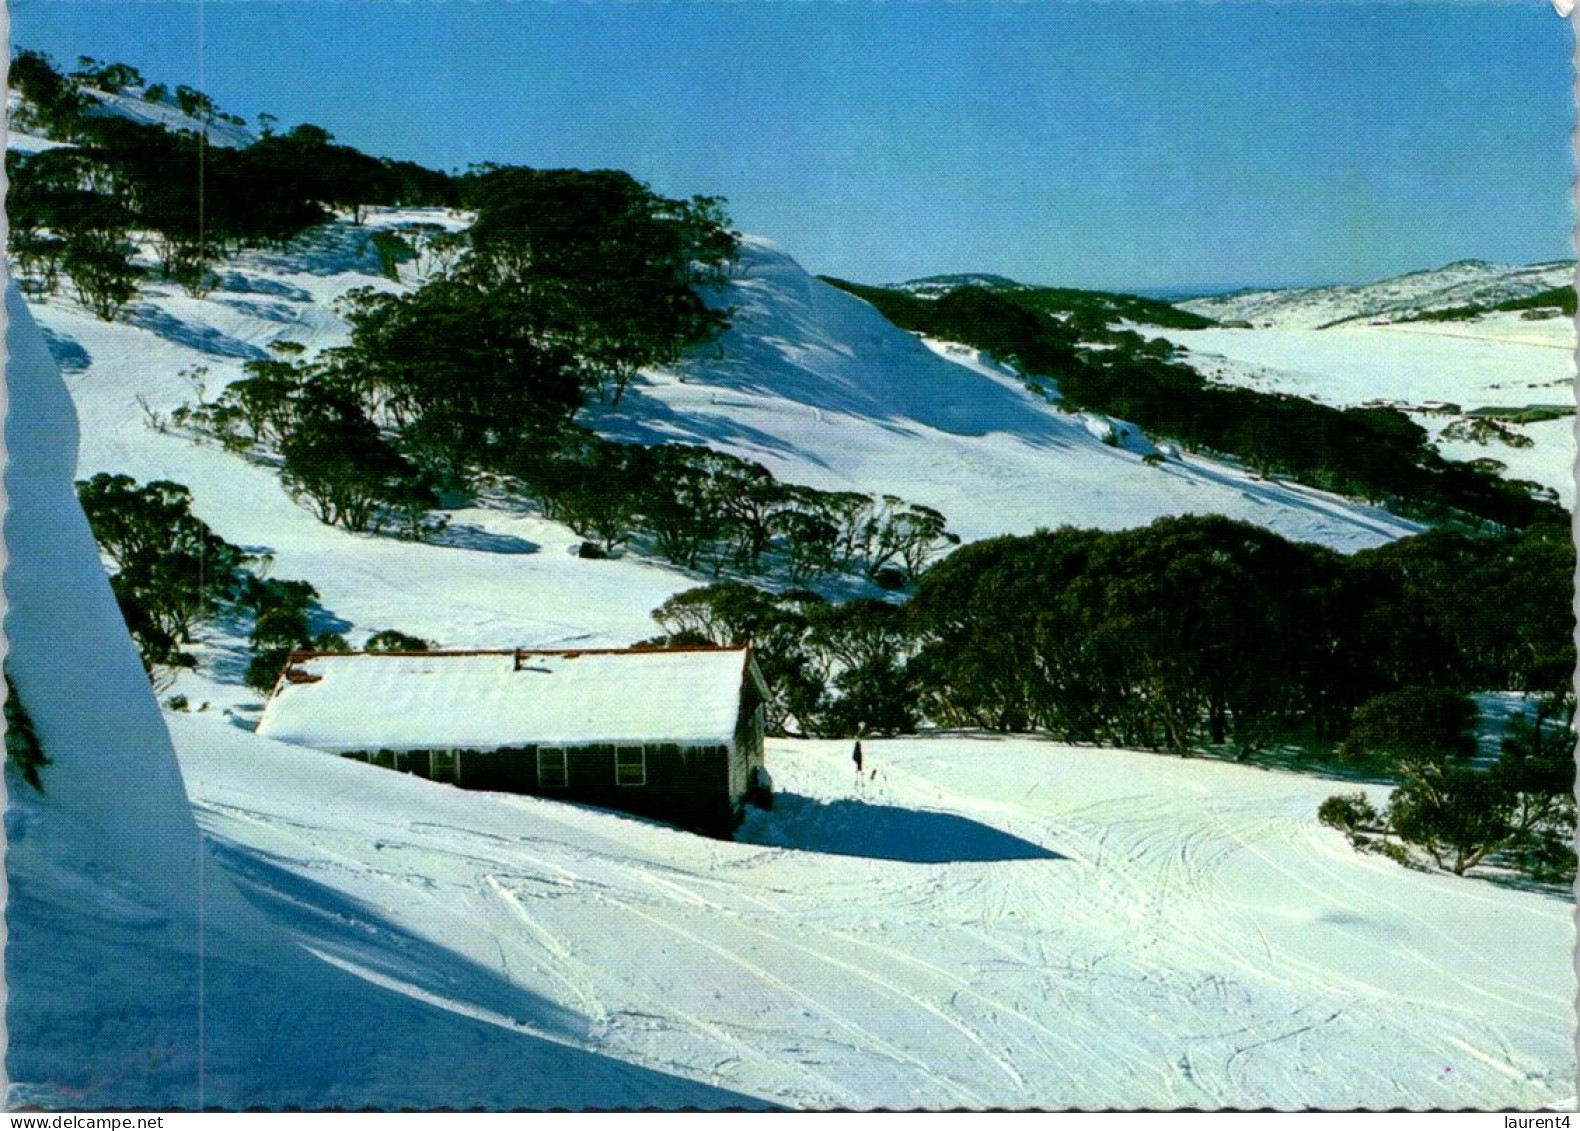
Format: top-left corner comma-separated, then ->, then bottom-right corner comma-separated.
7,160 -> 1574,1113
7,83 -> 256,149
168,717 -> 1575,1109
79,86 -> 257,148
589,236 -> 1417,548
3,289 -> 765,1110
20,214 -> 1423,719
1159,305 -> 1576,506
7,294 -> 1572,1104
1180,260 -> 1574,330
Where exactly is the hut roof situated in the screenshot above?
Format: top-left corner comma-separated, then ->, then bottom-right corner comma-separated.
255,647 -> 759,753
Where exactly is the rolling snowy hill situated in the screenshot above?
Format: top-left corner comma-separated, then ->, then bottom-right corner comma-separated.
11,219 -> 1575,1107
20,213 -> 1428,723
7,306 -> 1570,1103
1179,260 -> 1573,331
1161,276 -> 1576,506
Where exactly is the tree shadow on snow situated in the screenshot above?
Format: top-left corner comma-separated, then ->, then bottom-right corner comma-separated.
743,794 -> 1062,864
40,325 -> 91,373
426,523 -> 539,555
211,270 -> 314,303
127,303 -> 271,362
242,225 -> 386,278
214,296 -> 306,324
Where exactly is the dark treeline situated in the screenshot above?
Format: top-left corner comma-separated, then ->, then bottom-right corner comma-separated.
823,278 -> 1563,532
158,153 -> 958,584
909,516 -> 1573,751
653,514 -> 1574,754
8,50 -> 458,311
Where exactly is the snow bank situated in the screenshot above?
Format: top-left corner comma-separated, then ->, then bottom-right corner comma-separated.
3,286 -> 769,1109
3,286 -> 207,907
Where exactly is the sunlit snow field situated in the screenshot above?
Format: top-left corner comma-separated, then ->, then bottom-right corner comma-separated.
171,718 -> 1576,1109
10,205 -> 1575,1109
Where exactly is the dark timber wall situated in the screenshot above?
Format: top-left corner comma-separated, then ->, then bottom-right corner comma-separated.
342,740 -> 744,835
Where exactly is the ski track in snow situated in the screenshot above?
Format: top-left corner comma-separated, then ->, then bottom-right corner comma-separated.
173,718 -> 1574,1110
15,206 -> 1575,1107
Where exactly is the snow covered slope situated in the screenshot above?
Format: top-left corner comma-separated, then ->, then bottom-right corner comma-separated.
20,216 -> 1421,722
169,717 -> 1576,1110
6,83 -> 257,149
591,237 -> 1417,548
9,267 -> 1572,1109
3,284 -> 767,1111
36,215 -> 698,678
1180,260 -> 1573,330
1159,311 -> 1576,506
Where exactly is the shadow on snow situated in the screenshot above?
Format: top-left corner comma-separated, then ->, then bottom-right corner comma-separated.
198,834 -> 780,1109
40,325 -> 91,373
741,793 -> 1062,864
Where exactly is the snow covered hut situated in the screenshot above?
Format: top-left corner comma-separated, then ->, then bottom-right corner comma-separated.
255,646 -> 771,834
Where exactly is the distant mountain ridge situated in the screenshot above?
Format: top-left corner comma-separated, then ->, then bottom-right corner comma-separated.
889,273 -> 1031,296
882,273 -> 1216,331
1179,259 -> 1575,330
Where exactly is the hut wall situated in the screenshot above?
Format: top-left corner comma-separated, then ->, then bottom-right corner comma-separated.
344,740 -> 740,834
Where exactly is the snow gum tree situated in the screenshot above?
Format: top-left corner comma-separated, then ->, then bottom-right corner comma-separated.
1331,685 -> 1575,881
76,474 -> 250,672
279,383 -> 435,533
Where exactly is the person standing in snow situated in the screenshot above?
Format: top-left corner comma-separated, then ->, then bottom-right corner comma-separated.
852,739 -> 864,774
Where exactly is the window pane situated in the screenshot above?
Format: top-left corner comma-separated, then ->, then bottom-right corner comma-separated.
616,746 -> 645,786
538,747 -> 567,788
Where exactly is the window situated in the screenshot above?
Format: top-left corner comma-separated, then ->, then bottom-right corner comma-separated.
538,747 -> 568,789
616,745 -> 646,787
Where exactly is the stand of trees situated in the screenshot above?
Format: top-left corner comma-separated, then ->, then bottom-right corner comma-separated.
171,160 -> 956,587
76,474 -> 351,694
1321,687 -> 1574,882
647,583 -> 920,738
825,278 -> 1564,532
656,514 -> 1573,759
907,516 -> 1573,752
76,474 -> 253,673
503,431 -> 956,583
8,50 -> 459,310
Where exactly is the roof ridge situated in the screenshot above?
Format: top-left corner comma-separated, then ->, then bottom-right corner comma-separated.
285,644 -> 749,662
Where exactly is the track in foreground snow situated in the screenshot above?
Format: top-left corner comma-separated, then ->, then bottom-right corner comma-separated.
175,718 -> 1575,1110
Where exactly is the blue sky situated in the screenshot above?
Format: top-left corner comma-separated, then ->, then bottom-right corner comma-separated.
11,1 -> 1574,290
